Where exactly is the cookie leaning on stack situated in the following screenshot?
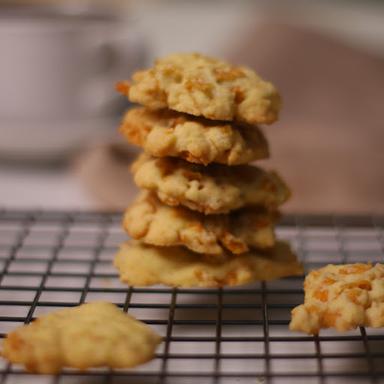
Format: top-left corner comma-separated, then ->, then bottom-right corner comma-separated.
115,53 -> 303,287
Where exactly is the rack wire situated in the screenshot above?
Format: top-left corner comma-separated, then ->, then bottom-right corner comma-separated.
0,210 -> 383,384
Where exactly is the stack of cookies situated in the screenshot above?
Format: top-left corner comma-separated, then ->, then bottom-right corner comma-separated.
114,53 -> 302,288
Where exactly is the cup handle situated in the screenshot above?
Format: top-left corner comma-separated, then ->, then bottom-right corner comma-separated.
81,27 -> 148,115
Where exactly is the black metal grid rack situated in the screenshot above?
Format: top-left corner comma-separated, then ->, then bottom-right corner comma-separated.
0,210 -> 383,384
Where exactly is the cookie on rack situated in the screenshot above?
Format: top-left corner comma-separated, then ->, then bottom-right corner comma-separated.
2,302 -> 161,374
114,240 -> 303,288
131,154 -> 290,214
124,191 -> 277,255
116,52 -> 281,124
290,263 -> 384,334
119,107 -> 269,165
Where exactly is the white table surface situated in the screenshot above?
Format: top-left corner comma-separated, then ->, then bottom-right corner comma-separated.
0,164 -> 96,210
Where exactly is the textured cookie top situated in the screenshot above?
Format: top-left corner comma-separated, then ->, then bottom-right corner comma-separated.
124,191 -> 276,256
114,241 -> 303,288
131,154 -> 290,214
290,263 -> 384,334
119,107 -> 269,165
2,302 -> 161,374
116,53 -> 281,124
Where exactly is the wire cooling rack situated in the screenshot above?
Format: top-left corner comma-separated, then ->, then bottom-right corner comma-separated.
0,211 -> 383,384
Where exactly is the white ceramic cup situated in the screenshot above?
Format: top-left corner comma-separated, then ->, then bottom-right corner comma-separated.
0,6 -> 146,159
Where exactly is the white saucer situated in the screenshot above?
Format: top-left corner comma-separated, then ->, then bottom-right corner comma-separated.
0,115 -> 119,161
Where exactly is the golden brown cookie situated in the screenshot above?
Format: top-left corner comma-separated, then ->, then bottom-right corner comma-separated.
116,53 -> 281,124
290,263 -> 384,334
131,154 -> 290,214
119,107 -> 269,165
114,240 -> 303,288
2,302 -> 161,374
124,191 -> 277,255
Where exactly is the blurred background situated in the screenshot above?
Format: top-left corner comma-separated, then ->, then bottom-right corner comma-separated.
0,0 -> 383,213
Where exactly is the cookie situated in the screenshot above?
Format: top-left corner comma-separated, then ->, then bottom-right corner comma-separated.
124,191 -> 277,255
114,240 -> 303,288
116,53 -> 281,124
119,107 -> 269,165
131,154 -> 290,214
2,302 -> 161,374
290,263 -> 384,334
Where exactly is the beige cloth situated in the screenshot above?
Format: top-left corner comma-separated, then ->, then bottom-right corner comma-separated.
74,142 -> 139,210
229,22 -> 384,213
